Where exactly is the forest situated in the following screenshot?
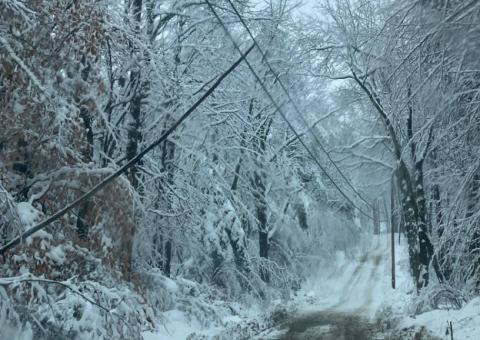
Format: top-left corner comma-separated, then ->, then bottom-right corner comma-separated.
1,0 -> 480,339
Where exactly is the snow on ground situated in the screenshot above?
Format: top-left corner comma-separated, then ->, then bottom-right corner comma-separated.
142,300 -> 265,340
389,236 -> 480,339
142,309 -> 247,340
143,233 -> 413,340
143,233 -> 480,339
401,297 -> 480,339
143,310 -> 213,340
296,233 -> 414,318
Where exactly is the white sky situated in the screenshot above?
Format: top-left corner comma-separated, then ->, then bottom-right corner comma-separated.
295,0 -> 320,17
251,0 -> 320,17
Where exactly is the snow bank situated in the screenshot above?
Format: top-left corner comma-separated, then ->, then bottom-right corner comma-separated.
142,304 -> 268,340
401,298 -> 480,339
141,273 -> 274,340
143,310 -> 209,340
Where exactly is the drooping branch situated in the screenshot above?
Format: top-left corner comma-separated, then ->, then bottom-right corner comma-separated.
0,44 -> 254,256
0,36 -> 46,93
351,70 -> 404,161
0,274 -> 135,334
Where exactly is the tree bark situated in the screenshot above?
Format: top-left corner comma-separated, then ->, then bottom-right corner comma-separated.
126,0 -> 143,190
353,72 -> 434,291
76,55 -> 94,240
467,171 -> 480,284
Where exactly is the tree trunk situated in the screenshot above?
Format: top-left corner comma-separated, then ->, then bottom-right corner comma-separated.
467,171 -> 480,284
126,0 -> 143,190
396,161 -> 433,291
160,123 -> 175,277
295,203 -> 309,230
126,73 -> 143,188
228,137 -> 252,275
152,15 -> 185,276
250,95 -> 272,282
76,55 -> 94,240
354,74 -> 434,290
123,0 -> 143,278
254,170 -> 269,282
164,239 -> 172,277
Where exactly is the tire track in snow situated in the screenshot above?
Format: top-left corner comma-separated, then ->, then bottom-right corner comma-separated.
266,236 -> 440,340
330,243 -> 385,312
330,257 -> 367,310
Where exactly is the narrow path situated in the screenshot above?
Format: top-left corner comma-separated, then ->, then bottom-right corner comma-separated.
262,235 -> 437,340
329,237 -> 386,313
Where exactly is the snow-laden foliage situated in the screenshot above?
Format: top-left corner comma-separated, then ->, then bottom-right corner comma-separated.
1,0 -> 367,338
300,0 -> 480,308
5,0 -> 479,337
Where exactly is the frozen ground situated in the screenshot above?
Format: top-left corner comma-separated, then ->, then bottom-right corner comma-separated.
253,233 -> 417,339
143,234 -> 405,340
142,305 -> 263,340
299,234 -> 397,316
144,233 -> 480,339
400,297 -> 480,340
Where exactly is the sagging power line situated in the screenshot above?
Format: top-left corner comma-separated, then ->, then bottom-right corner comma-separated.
224,0 -> 373,210
204,0 -> 374,220
0,44 -> 255,256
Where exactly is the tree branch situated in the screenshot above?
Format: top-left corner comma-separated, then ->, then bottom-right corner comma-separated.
0,44 -> 254,256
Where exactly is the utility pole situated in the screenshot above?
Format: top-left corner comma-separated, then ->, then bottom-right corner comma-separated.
394,175 -> 403,245
383,200 -> 390,234
391,175 -> 396,289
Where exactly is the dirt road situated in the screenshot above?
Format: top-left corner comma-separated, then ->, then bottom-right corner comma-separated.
277,310 -> 374,340
263,237 -> 438,340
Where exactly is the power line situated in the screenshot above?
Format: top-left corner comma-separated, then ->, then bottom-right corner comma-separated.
0,44 -> 255,255
204,0 -> 374,220
224,0 -> 373,209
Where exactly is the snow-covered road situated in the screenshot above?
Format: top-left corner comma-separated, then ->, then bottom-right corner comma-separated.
144,234 -> 469,340
258,235 -> 435,339
329,239 -> 386,314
